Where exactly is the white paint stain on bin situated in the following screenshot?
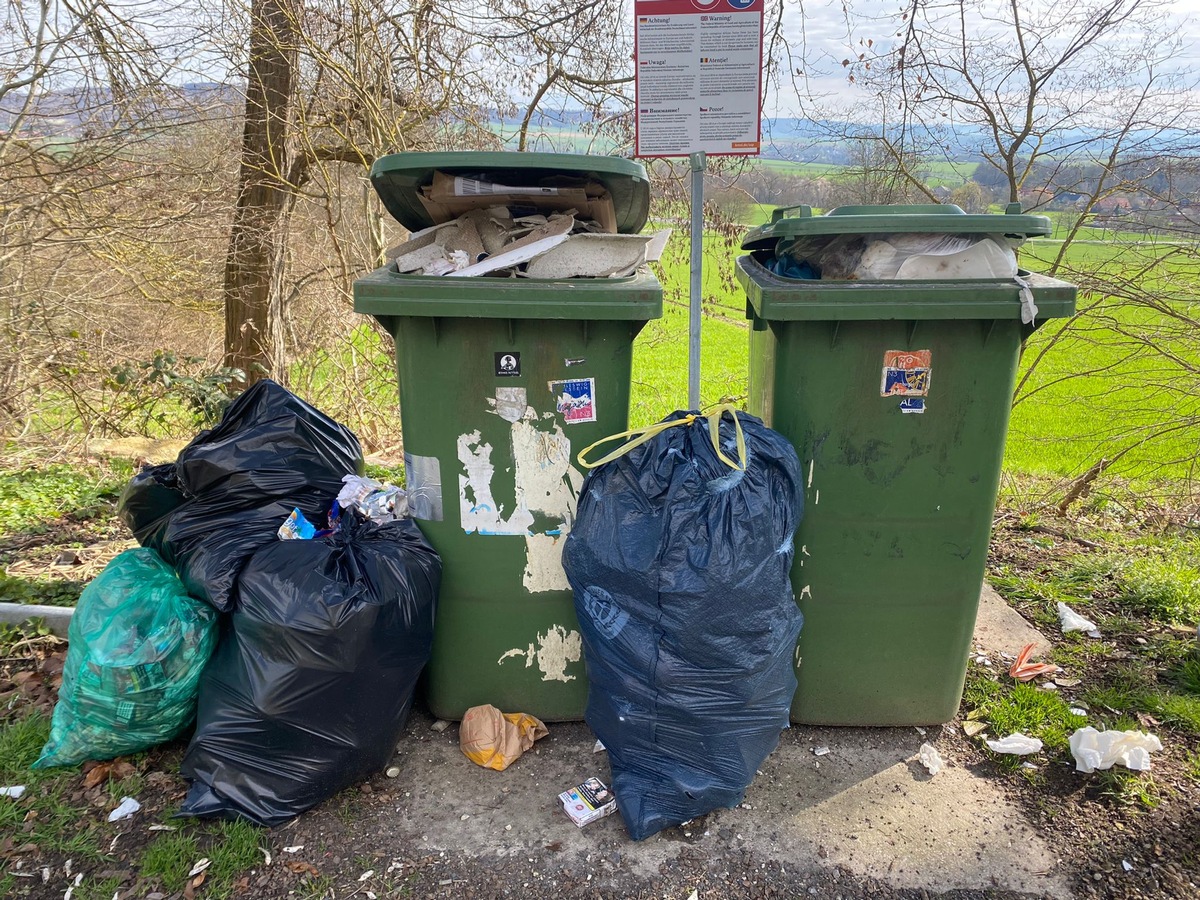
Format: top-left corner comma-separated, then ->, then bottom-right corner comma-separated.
497,625 -> 582,682
458,403 -> 585,591
512,418 -> 583,593
457,430 -> 534,535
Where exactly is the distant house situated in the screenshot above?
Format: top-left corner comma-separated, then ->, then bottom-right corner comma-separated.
1019,187 -> 1055,208
1092,196 -> 1132,215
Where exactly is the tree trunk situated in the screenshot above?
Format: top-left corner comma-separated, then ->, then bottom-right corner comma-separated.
222,0 -> 298,388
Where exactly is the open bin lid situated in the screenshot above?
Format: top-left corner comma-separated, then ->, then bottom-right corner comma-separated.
741,203 -> 1052,251
370,151 -> 652,234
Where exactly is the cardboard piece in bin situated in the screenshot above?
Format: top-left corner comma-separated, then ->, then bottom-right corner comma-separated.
418,171 -> 617,234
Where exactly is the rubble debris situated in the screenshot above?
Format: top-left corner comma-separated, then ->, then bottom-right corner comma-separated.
385,170 -> 670,279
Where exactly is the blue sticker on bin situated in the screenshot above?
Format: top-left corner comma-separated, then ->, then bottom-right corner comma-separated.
899,398 -> 926,414
549,377 -> 597,424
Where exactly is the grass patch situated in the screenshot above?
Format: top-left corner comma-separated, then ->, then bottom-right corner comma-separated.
0,572 -> 86,606
1119,555 -> 1200,623
0,461 -> 129,533
1079,661 -> 1200,736
992,538 -> 1200,628
1186,748 -> 1200,783
1094,768 -> 1165,808
1170,657 -> 1200,696
964,673 -> 1088,758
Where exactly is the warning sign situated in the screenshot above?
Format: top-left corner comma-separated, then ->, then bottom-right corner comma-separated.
634,0 -> 763,157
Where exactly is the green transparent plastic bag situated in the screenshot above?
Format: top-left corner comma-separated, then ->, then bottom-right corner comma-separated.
35,548 -> 218,768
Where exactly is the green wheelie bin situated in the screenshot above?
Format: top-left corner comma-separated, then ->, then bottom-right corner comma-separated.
736,204 -> 1077,726
353,152 -> 662,722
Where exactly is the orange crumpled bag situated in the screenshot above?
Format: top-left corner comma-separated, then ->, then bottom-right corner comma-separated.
459,704 -> 549,771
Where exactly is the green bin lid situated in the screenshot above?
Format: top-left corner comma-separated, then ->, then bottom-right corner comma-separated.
741,203 -> 1052,250
370,151 -> 651,234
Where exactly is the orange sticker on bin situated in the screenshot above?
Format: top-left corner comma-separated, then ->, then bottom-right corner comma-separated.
881,350 -> 932,397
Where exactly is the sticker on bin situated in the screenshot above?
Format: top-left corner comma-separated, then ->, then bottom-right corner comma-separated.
899,398 -> 926,414
550,378 -> 597,424
495,352 -> 521,377
881,350 -> 931,397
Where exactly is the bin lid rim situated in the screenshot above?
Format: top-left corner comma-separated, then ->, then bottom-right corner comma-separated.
370,151 -> 651,234
741,203 -> 1053,249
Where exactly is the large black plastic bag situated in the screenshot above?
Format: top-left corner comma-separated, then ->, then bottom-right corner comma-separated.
155,380 -> 364,611
117,463 -> 187,548
179,514 -> 441,826
562,408 -> 803,841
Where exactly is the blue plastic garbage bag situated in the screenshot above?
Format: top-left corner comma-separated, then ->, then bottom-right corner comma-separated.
562,407 -> 803,840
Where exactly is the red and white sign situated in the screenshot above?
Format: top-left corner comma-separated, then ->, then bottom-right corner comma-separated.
634,0 -> 764,158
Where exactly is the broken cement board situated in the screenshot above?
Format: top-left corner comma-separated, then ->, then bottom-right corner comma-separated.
448,214 -> 576,278
524,229 -> 672,279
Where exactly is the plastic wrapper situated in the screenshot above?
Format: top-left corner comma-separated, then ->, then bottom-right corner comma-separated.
337,474 -> 408,521
562,409 -> 803,841
152,380 -> 364,612
774,232 -> 1018,281
34,548 -> 218,768
178,514 -> 441,826
459,704 -> 548,771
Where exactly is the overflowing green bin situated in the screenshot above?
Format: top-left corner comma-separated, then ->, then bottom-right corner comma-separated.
737,204 -> 1077,725
354,152 -> 662,722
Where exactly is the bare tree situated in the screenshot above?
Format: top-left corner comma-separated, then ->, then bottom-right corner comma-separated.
215,0 -> 640,392
1,0 -> 233,438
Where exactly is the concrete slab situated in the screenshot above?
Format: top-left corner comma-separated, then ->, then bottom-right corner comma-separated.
368,587 -> 1067,897
375,709 -> 1073,899
3,581 -> 1069,896
973,582 -> 1053,656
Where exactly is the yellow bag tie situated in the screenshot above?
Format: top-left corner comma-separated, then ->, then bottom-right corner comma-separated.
577,404 -> 747,472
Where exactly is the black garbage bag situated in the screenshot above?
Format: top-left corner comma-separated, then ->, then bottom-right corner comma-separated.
179,513 -> 441,827
117,463 -> 187,548
562,408 -> 803,841
155,380 -> 363,611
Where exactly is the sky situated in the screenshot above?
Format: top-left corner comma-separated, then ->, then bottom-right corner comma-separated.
760,0 -> 1200,116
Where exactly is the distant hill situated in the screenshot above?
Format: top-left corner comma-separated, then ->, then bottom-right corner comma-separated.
5,89 -> 1189,169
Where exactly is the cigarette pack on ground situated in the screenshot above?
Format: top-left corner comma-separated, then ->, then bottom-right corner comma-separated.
559,777 -> 617,827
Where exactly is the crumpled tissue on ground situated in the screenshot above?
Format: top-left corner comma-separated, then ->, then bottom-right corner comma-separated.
918,743 -> 944,775
985,733 -> 1043,755
1056,601 -> 1100,636
1068,726 -> 1162,773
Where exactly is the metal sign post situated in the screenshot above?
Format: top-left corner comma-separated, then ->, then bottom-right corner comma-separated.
633,0 -> 763,411
688,151 -> 706,409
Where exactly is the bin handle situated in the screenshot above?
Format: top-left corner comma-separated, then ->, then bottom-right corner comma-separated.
577,404 -> 747,472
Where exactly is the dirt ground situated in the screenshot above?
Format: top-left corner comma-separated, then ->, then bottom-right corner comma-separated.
1,501 -> 1198,899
